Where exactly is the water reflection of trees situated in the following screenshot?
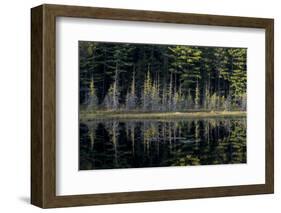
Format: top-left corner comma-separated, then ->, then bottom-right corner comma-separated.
79,118 -> 246,170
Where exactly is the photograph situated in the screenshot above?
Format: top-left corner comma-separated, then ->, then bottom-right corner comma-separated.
29,3 -> 274,208
79,41 -> 247,170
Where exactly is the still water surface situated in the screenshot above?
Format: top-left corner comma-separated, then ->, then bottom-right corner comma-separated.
79,117 -> 246,170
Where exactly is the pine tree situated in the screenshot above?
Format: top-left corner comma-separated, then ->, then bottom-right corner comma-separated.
112,73 -> 119,110
186,89 -> 193,109
103,83 -> 119,110
204,86 -> 210,110
210,93 -> 218,110
142,66 -> 153,111
214,48 -> 229,97
194,81 -> 200,109
126,69 -> 137,110
220,96 -> 225,110
228,48 -> 247,108
169,46 -> 202,94
161,87 -> 167,111
177,84 -> 185,110
241,93 -> 247,111
151,81 -> 161,111
80,41 -> 247,113
105,43 -> 134,109
87,77 -> 98,111
173,90 -> 179,111
168,72 -> 173,111
224,95 -> 232,111
79,42 -> 103,105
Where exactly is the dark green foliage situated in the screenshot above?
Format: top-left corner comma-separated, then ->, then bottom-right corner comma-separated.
79,41 -> 247,112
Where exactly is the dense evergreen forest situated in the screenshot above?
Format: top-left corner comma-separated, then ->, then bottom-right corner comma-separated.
79,41 -> 247,112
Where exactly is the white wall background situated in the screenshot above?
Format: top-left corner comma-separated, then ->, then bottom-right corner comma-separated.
0,0 -> 279,212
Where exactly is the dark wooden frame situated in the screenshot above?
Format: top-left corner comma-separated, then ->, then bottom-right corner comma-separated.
31,4 -> 274,208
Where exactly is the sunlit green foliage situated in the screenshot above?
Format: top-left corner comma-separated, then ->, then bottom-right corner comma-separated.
79,42 -> 247,112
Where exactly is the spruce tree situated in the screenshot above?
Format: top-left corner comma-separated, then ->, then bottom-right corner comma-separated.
228,48 -> 247,108
87,77 -> 98,111
126,69 -> 137,110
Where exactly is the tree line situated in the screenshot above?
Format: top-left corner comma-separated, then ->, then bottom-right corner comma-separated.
79,41 -> 247,112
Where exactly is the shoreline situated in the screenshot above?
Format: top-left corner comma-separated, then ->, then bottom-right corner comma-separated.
80,111 -> 246,121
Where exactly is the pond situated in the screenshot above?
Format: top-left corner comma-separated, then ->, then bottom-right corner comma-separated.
79,117 -> 246,170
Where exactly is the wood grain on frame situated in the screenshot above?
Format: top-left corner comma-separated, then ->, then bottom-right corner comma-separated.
31,4 -> 274,208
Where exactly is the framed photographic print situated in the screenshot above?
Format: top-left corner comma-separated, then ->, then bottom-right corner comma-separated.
31,4 -> 274,208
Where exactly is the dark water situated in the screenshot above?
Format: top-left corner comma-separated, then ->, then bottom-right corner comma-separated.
79,117 -> 246,170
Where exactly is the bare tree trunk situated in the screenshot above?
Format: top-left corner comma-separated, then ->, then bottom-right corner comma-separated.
113,63 -> 118,109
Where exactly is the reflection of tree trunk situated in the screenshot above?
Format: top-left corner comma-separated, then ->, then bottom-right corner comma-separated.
195,120 -> 199,141
146,123 -> 150,153
89,129 -> 94,150
143,121 -> 146,154
168,122 -> 172,151
130,125 -> 135,157
207,121 -> 210,144
162,123 -> 166,143
194,120 -> 199,150
217,120 -> 220,141
218,75 -> 220,109
226,119 -> 231,151
88,125 -> 96,168
112,121 -> 118,167
205,120 -> 209,144
157,123 -> 160,158
173,122 -> 176,142
126,124 -> 129,139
